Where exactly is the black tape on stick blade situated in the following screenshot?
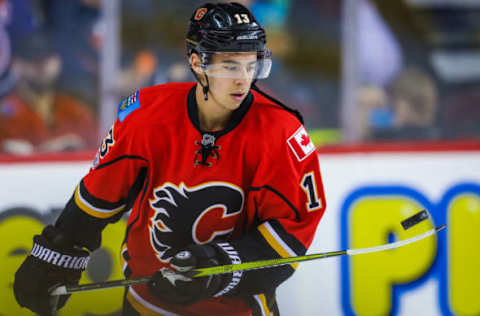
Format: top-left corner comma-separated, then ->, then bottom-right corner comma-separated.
401,210 -> 429,230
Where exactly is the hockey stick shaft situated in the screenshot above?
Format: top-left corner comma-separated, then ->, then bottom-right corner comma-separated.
54,276 -> 151,294
51,224 -> 444,295
191,224 -> 445,276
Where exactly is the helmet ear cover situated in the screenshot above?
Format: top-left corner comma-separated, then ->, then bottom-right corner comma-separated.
187,50 -> 211,72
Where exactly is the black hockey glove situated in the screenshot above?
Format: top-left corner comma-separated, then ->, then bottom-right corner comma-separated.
147,242 -> 243,305
14,225 -> 90,316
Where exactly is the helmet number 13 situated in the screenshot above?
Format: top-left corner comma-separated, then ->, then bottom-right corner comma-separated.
234,13 -> 250,24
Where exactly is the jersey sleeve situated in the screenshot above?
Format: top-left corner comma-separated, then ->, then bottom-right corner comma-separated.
75,121 -> 149,219
226,123 -> 326,298
54,92 -> 149,251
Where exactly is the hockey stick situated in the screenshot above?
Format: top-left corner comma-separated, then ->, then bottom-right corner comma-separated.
190,224 -> 445,277
51,219 -> 444,295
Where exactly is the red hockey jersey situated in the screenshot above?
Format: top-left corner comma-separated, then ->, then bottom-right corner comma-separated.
72,82 -> 326,315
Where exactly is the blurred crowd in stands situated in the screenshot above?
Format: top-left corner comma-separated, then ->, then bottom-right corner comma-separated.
355,0 -> 480,142
0,0 -> 479,154
0,0 -> 100,154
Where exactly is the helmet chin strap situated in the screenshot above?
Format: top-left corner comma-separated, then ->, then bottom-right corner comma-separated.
189,62 -> 210,101
202,74 -> 210,101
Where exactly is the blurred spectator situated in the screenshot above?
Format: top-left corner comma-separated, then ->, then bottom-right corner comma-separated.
356,84 -> 392,140
0,31 -> 98,154
371,67 -> 440,141
3,0 -> 37,41
0,0 -> 14,97
117,49 -> 158,95
42,0 -> 102,106
117,48 -> 195,98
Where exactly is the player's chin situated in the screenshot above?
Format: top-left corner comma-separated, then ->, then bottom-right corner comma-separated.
225,98 -> 243,109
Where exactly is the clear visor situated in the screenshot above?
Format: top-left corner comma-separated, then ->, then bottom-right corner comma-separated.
200,51 -> 272,79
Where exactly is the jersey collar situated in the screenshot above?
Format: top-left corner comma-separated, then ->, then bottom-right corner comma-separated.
187,85 -> 253,137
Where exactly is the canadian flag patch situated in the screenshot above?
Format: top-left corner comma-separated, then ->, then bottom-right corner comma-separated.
287,126 -> 315,161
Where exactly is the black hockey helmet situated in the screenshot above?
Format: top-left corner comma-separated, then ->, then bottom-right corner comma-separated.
186,2 -> 272,99
186,2 -> 267,54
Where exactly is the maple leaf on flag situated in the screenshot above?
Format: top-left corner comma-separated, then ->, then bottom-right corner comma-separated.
300,134 -> 310,146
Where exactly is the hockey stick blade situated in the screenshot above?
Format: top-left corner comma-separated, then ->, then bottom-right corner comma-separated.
51,225 -> 445,296
401,209 -> 429,230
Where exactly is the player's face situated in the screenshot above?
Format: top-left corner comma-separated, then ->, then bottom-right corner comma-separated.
205,52 -> 258,110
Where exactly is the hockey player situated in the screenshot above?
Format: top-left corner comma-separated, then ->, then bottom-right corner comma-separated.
14,2 -> 326,315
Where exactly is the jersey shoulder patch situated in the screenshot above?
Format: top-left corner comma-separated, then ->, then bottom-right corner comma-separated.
118,90 -> 140,122
287,126 -> 315,162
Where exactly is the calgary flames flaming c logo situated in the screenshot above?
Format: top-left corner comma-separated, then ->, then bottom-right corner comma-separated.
149,182 -> 244,262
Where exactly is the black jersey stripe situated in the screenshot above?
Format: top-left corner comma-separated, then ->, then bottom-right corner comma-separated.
95,155 -> 148,171
248,185 -> 301,221
123,172 -> 150,246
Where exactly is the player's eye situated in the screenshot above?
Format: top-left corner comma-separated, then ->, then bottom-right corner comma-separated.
223,65 -> 238,71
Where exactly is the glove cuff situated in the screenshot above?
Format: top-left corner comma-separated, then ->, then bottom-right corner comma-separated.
212,242 -> 243,297
30,225 -> 90,271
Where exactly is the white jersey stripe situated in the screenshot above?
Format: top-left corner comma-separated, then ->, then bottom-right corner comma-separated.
264,221 -> 297,257
254,295 -> 268,316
